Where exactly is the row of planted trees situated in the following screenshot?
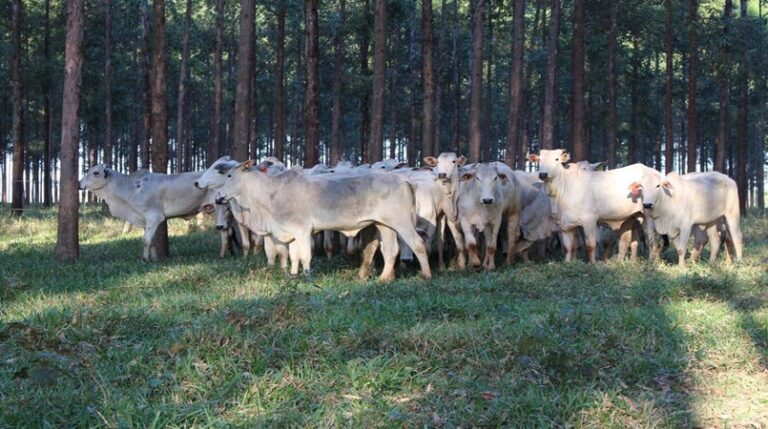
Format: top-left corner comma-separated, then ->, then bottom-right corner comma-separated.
0,0 -> 765,260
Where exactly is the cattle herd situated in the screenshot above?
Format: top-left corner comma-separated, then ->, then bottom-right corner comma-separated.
77,149 -> 744,281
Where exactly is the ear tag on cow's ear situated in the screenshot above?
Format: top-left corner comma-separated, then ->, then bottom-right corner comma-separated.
456,155 -> 467,166
242,160 -> 255,170
423,156 -> 438,167
628,182 -> 642,197
498,173 -> 508,182
257,164 -> 269,173
560,152 -> 570,163
526,153 -> 539,163
461,173 -> 475,182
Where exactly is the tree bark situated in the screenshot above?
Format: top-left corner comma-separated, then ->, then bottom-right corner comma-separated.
234,0 -> 254,161
451,0 -> 461,151
571,0 -> 586,161
389,36 -> 399,160
686,0 -> 698,172
541,0 -> 560,150
211,0 -> 224,163
506,0 -> 525,167
330,0 -> 346,165
55,0 -> 85,262
422,0 -> 436,158
274,0 -> 286,161
304,0 -> 320,167
736,0 -> 747,214
360,0 -> 371,162
104,0 -> 113,167
664,0 -> 674,173
43,0 -> 53,206
11,0 -> 24,216
468,0 -> 484,163
176,0 -> 192,171
484,0 -> 494,161
141,0 -> 152,168
628,38 -> 639,165
607,0 -> 618,169
407,17 -> 418,163
715,0 -> 733,173
151,0 -> 169,259
368,0 -> 387,163
434,0 -> 447,155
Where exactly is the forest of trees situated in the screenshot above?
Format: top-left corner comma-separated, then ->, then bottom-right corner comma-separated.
2,0 -> 767,216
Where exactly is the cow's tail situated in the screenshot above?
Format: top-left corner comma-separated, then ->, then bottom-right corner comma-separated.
406,181 -> 419,229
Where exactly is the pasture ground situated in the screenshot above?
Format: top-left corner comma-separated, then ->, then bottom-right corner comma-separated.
1,206 -> 767,428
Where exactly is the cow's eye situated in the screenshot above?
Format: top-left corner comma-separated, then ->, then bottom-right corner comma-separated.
656,184 -> 660,188
452,160 -> 456,164
93,172 -> 100,176
219,171 -> 224,175
555,158 -> 559,161
227,174 -> 232,178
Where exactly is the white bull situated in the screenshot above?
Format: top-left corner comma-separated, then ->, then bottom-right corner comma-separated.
78,164 -> 211,261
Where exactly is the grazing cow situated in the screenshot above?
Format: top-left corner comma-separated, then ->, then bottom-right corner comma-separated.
195,156 -> 290,268
529,149 -> 662,263
632,171 -> 743,266
218,160 -> 431,281
456,163 -> 520,270
79,164 -> 211,261
422,152 -> 468,269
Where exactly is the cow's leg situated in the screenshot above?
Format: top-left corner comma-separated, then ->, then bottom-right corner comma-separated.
236,224 -> 250,257
376,225 -> 399,282
674,225 -> 692,267
561,230 -> 577,262
643,216 -> 661,262
357,227 -> 380,280
276,242 -> 290,270
690,225 -> 707,263
705,224 -> 722,264
483,220 -> 503,271
142,218 -> 162,262
724,211 -> 743,262
504,213 -> 521,265
219,230 -> 230,258
463,223 -> 482,271
581,223 -> 599,263
396,225 -> 432,280
436,215 -> 446,270
122,221 -> 133,234
296,234 -> 314,275
615,227 -> 632,261
323,230 -> 334,260
288,241 -> 301,275
263,235 -> 277,266
446,218 -> 466,270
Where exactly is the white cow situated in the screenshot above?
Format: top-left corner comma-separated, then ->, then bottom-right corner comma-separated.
529,149 -> 662,263
632,171 -> 743,266
79,164 -> 211,261
219,160 -> 432,281
422,152 -> 468,269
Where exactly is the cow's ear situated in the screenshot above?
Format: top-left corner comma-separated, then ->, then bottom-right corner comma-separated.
560,151 -> 570,163
592,161 -> 608,171
456,155 -> 467,166
497,173 -> 509,182
460,172 -> 475,182
527,153 -> 539,163
394,162 -> 408,170
628,181 -> 643,196
662,180 -> 673,189
423,156 -> 438,167
242,159 -> 255,170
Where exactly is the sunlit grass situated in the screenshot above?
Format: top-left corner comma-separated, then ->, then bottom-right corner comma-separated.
1,205 -> 767,427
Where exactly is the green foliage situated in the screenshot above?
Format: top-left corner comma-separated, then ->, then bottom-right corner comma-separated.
1,206 -> 767,426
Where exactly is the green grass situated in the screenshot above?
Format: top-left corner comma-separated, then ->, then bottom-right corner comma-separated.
1,205 -> 767,428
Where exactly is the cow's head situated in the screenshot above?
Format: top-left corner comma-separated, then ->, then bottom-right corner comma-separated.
575,160 -> 608,171
534,149 -> 570,181
461,163 -> 509,205
424,152 -> 466,181
196,156 -> 239,189
637,173 -> 675,211
79,164 -> 112,191
371,158 -> 406,172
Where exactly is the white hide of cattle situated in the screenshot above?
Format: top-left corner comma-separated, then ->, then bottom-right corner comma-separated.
456,163 -> 520,270
219,160 -> 432,281
79,164 -> 211,261
530,149 -> 661,263
370,158 -> 408,172
631,171 -> 743,266
195,156 -> 290,268
422,152 -> 468,269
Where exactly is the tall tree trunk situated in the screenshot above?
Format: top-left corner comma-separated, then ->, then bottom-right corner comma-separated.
407,17 -> 418,163
234,0 -> 254,160
664,0 -> 673,173
211,0 -> 224,162
606,0 -> 618,168
176,0 -> 191,171
141,0 -> 152,168
368,0 -> 387,163
506,0 -> 525,167
758,2 -> 766,214
151,0 -> 169,258
360,0 -> 371,162
686,0 -> 698,172
715,0 -> 733,173
541,0 -> 560,150
736,0 -> 747,213
484,0 -> 494,161
389,37 -> 399,160
11,0 -> 24,216
274,0 -> 286,161
451,0 -> 461,151
129,49 -> 139,171
434,0 -> 447,155
43,0 -> 53,206
628,39 -> 639,165
571,0 -> 586,161
468,0 -> 484,163
330,0 -> 346,165
422,0 -> 436,158
304,0 -> 320,167
55,0 -> 85,261
104,0 -> 113,167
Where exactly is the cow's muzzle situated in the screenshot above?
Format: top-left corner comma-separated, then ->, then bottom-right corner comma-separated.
216,225 -> 226,230
643,203 -> 653,209
482,198 -> 494,205
538,172 -> 549,180
438,172 -> 447,179
215,197 -> 228,205
194,181 -> 201,189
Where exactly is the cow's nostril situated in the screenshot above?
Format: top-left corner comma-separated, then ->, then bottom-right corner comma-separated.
643,203 -> 653,209
438,173 -> 447,179
194,181 -> 200,188
538,172 -> 549,180
482,198 -> 493,204
216,225 -> 225,230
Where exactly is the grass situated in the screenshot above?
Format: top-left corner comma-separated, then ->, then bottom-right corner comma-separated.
1,205 -> 767,428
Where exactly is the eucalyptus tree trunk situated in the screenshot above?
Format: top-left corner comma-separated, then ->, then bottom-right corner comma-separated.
468,0 -> 484,163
